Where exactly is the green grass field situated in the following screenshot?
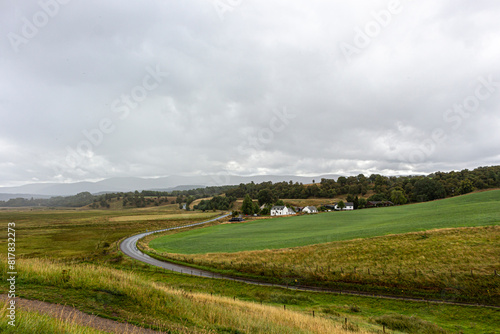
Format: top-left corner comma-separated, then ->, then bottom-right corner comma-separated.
149,190 -> 500,254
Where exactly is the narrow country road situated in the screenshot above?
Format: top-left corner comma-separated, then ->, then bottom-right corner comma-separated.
120,215 -> 499,309
120,213 -> 234,279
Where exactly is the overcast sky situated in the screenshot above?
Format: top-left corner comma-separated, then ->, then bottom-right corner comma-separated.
1,0 -> 500,187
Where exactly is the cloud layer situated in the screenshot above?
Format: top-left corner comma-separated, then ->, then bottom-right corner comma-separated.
1,0 -> 500,186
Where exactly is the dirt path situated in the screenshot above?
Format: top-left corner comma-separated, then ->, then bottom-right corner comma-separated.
0,295 -> 164,334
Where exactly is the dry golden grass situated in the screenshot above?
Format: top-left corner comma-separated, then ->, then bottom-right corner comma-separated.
2,257 -> 372,334
109,212 -> 219,222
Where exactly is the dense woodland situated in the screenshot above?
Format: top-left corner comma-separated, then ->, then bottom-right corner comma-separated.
226,166 -> 500,205
1,166 -> 499,209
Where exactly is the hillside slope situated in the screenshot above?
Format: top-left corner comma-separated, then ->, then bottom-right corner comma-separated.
150,190 -> 500,254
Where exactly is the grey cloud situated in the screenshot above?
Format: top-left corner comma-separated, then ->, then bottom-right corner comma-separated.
1,0 -> 499,186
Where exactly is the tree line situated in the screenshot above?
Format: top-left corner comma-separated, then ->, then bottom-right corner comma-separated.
1,166 -> 498,208
225,165 -> 500,205
0,192 -> 95,208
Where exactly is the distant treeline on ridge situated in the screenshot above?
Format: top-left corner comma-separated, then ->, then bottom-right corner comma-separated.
1,165 -> 499,208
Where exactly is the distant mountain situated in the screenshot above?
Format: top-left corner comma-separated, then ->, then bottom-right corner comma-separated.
0,174 -> 340,199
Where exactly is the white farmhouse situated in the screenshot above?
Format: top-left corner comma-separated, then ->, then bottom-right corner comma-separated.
302,206 -> 318,213
334,202 -> 354,211
271,206 -> 296,216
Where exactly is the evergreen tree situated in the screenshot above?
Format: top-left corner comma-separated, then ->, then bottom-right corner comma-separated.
241,195 -> 254,215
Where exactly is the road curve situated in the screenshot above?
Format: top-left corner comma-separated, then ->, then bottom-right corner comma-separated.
120,215 -> 499,309
120,214 -> 233,279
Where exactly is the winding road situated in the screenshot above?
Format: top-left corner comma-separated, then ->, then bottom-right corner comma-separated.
120,214 -> 232,279
120,215 -> 499,309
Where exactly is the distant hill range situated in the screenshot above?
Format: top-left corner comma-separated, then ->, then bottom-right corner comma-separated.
0,174 -> 340,200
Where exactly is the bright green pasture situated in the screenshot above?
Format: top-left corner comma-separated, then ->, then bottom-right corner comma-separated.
150,190 -> 500,254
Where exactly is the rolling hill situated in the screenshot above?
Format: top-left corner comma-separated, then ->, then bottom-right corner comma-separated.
150,190 -> 500,254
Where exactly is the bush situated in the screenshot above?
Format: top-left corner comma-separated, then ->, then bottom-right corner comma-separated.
375,314 -> 447,334
349,304 -> 361,313
269,293 -> 313,305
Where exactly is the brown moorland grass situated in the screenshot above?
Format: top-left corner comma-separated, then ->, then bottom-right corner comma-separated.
109,212 -> 219,222
0,207 -> 223,259
146,226 -> 500,304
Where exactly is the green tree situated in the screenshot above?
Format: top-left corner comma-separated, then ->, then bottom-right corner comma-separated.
337,200 -> 345,210
367,193 -> 387,201
257,189 -> 274,206
413,178 -> 446,202
358,198 -> 367,209
241,195 -> 254,215
252,201 -> 260,215
390,190 -> 408,205
275,199 -> 285,206
458,179 -> 474,195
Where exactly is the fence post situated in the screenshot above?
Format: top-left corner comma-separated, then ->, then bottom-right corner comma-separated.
312,310 -> 315,317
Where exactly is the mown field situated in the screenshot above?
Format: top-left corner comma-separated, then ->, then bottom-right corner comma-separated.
149,190 -> 500,254
1,197 -> 499,333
